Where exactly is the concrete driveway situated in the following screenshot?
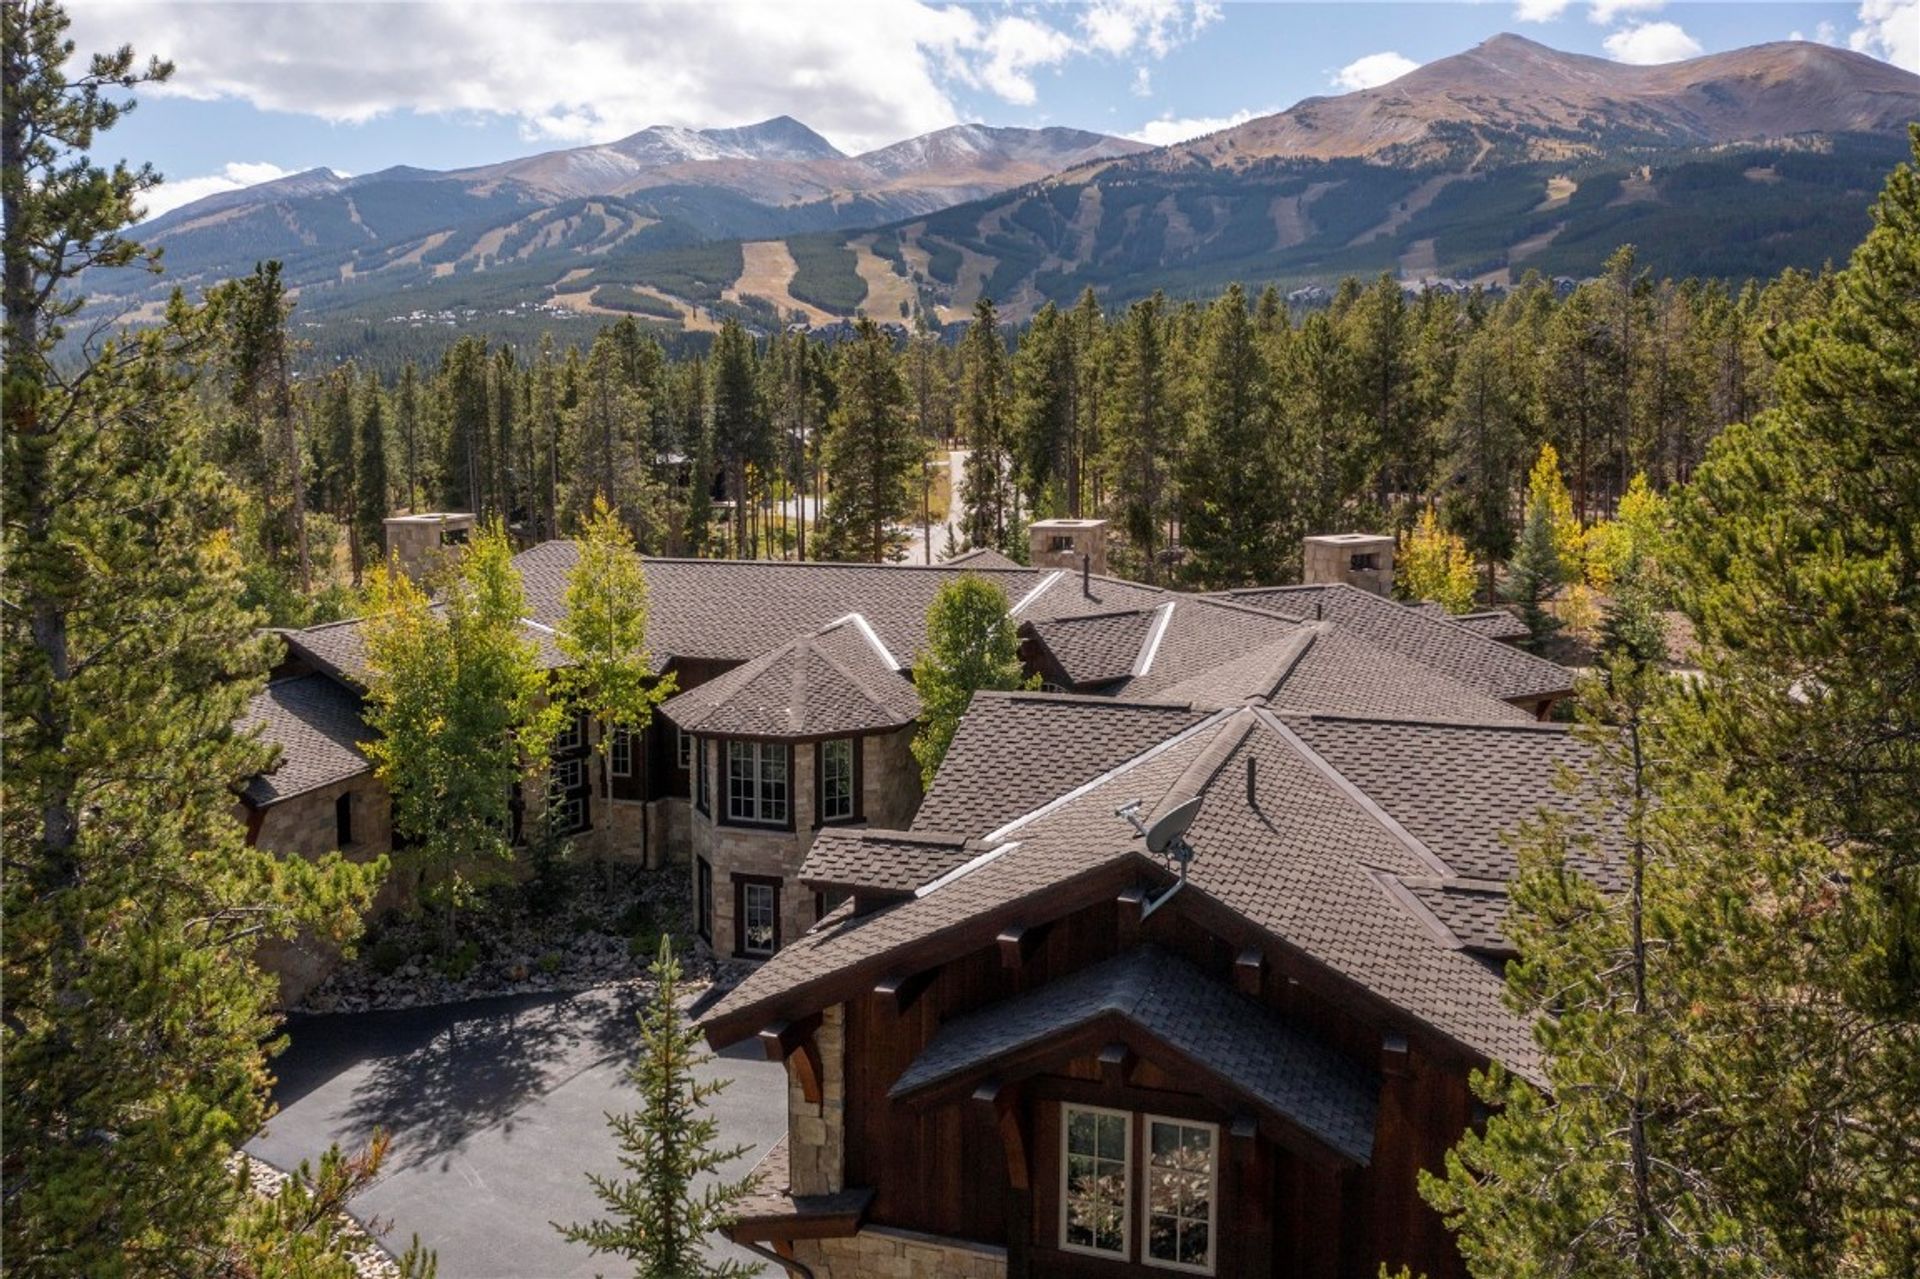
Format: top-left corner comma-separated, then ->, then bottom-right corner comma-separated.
249,984 -> 783,1279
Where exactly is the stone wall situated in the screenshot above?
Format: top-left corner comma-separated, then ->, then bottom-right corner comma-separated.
790,1227 -> 1006,1279
861,725 -> 922,831
250,775 -> 396,1005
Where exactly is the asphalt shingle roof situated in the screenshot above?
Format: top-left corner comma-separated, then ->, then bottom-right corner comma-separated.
1396,876 -> 1515,956
890,946 -> 1381,1164
239,674 -> 370,805
1213,583 -> 1572,703
800,828 -> 978,896
661,614 -> 919,738
1024,609 -> 1160,685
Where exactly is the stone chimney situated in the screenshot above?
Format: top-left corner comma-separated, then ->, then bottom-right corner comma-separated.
1029,518 -> 1107,576
1302,532 -> 1395,597
382,512 -> 475,583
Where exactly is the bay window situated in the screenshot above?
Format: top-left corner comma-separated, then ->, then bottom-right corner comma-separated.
818,737 -> 856,824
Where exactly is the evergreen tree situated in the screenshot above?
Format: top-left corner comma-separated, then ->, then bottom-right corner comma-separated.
354,370 -> 390,581
559,496 -> 676,863
958,297 -> 1014,552
1009,301 -> 1075,515
360,522 -> 560,941
557,938 -> 759,1279
1505,496 -> 1563,650
1441,312 -> 1531,604
910,576 -> 1032,786
397,359 -> 423,512
2,5 -> 399,1271
1178,284 -> 1283,588
708,318 -> 761,558
820,317 -> 922,563
1100,293 -> 1179,582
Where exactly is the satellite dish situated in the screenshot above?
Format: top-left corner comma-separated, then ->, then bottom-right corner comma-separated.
1145,796 -> 1204,855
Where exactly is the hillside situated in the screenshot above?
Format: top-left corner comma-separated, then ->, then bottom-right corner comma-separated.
89,119 -> 1145,324
89,35 -> 1920,343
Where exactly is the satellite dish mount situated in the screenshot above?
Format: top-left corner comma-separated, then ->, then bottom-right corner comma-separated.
1115,795 -> 1203,920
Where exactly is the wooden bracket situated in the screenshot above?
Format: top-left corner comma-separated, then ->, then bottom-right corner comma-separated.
1381,1032 -> 1411,1078
760,1013 -> 825,1104
972,1078 -> 1030,1192
997,922 -> 1050,969
1234,946 -> 1265,996
873,969 -> 936,1015
1097,1041 -> 1134,1088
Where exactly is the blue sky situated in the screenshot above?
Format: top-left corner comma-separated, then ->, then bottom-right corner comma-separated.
68,1 -> 1915,219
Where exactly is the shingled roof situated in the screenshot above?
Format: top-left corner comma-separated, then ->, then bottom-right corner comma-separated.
661,614 -> 919,739
801,828 -> 978,898
890,945 -> 1381,1164
239,674 -> 371,806
1212,583 -> 1571,703
704,701 -> 1559,1082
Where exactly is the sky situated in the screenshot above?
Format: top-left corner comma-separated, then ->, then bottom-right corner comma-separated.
67,0 -> 1920,220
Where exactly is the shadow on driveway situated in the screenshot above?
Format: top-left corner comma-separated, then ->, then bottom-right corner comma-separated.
252,984 -> 782,1278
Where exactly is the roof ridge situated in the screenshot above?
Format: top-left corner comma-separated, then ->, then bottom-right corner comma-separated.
1153,709 -> 1260,822
1027,605 -> 1160,626
805,627 -> 906,720
1251,707 -> 1455,877
1284,710 -> 1569,734
1251,625 -> 1321,701
631,551 -> 1044,575
974,688 -> 1201,712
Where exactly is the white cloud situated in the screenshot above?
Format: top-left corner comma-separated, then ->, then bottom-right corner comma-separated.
1589,0 -> 1664,25
137,161 -> 296,220
1849,0 -> 1920,72
1131,66 -> 1154,98
1602,21 -> 1704,64
1125,108 -> 1261,147
1078,0 -> 1223,59
1790,21 -> 1843,44
1332,51 -> 1421,92
1514,0 -> 1572,20
68,0 -> 1221,155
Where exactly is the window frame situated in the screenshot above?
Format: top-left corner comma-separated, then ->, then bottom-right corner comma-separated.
334,792 -> 354,847
816,737 -> 858,826
677,726 -> 693,772
610,727 -> 633,778
1059,1103 -> 1133,1262
724,739 -> 792,829
695,856 -> 714,943
553,711 -> 586,754
732,873 -> 782,957
694,736 -> 710,816
1140,1114 -> 1219,1275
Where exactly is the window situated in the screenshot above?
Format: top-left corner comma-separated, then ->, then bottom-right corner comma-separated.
696,857 -> 714,943
818,738 -> 855,823
726,740 -> 789,826
554,712 -> 585,754
610,728 -> 633,778
1061,1106 -> 1130,1260
1143,1117 -> 1216,1273
334,793 -> 354,847
695,737 -> 710,815
677,727 -> 693,771
734,876 -> 780,957
549,757 -> 590,834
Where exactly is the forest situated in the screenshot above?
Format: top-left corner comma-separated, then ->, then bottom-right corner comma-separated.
222,244 -> 1831,635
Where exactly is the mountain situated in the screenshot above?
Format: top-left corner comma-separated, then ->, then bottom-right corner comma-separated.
94,118 -> 1146,323
92,37 -> 1918,346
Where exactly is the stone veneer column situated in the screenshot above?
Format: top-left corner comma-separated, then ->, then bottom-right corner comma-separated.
787,1003 -> 845,1196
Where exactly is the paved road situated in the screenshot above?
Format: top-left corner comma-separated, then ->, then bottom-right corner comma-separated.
249,985 -> 783,1279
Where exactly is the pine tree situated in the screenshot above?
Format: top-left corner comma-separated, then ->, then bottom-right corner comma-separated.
397,359 -> 423,512
958,297 -> 1014,552
910,575 -> 1032,786
708,318 -> 761,558
1009,301 -> 1075,515
354,370 -> 390,581
1179,284 -> 1283,588
820,317 -> 922,563
1505,496 -> 1563,650
1100,293 -> 1178,582
360,522 -> 560,941
556,938 -> 760,1279
559,496 -> 676,864
2,5 -> 398,1270
1441,313 -> 1530,604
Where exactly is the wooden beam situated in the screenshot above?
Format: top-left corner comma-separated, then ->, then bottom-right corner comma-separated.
760,1013 -> 825,1105
972,1079 -> 1030,1192
996,922 -> 1050,969
1097,1041 -> 1134,1088
873,970 -> 935,1015
1234,946 -> 1265,996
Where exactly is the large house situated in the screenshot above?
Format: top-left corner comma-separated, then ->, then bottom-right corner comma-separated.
239,519 -> 1586,1277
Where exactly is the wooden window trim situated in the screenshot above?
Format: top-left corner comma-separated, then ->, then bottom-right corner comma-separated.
696,856 -> 714,944
732,873 -> 782,958
814,737 -> 862,827
695,736 -> 710,816
721,739 -> 794,831
610,728 -> 633,778
1060,1103 -> 1132,1262
1140,1114 -> 1219,1276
